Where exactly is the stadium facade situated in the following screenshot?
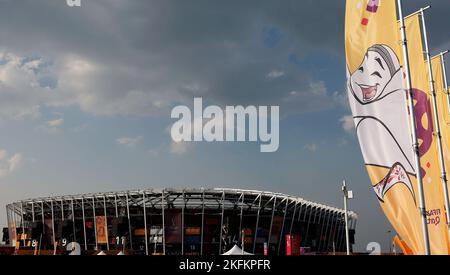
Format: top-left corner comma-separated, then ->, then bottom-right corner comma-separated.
4,188 -> 357,255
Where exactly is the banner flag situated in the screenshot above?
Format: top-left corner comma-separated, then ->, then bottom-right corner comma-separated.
9,220 -> 16,248
96,216 -> 108,244
432,56 -> 450,218
345,0 -> 431,254
432,56 -> 450,172
404,14 -> 449,254
165,211 -> 182,244
394,235 -> 414,255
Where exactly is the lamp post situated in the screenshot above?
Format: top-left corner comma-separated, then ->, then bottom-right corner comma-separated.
241,229 -> 245,255
341,180 -> 353,255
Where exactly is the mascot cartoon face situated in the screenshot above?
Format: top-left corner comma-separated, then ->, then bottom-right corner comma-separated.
347,44 -> 416,203
350,44 -> 401,104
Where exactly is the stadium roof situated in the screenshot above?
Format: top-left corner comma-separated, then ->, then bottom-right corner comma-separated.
7,187 -> 357,220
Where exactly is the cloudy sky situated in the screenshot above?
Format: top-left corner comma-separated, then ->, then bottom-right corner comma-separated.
0,0 -> 449,252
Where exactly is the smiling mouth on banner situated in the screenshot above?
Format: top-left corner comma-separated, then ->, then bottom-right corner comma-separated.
359,84 -> 378,101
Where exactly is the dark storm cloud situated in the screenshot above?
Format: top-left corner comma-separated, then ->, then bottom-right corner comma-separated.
0,0 -> 448,118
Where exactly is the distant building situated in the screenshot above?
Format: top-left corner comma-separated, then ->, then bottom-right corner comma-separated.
4,188 -> 357,255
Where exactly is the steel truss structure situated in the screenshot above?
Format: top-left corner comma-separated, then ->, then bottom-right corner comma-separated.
5,188 -> 357,255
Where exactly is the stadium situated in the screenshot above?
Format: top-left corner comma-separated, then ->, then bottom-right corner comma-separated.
3,188 -> 357,255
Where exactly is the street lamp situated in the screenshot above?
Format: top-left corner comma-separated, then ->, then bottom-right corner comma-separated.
241,229 -> 245,255
341,180 -> 353,255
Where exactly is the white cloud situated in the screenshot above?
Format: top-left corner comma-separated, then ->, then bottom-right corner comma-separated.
47,118 -> 64,127
0,150 -> 7,160
266,70 -> 285,79
309,81 -> 327,96
0,149 -> 23,177
338,137 -> 349,147
0,0 -> 354,122
36,113 -> 64,134
0,52 -> 51,120
340,115 -> 355,134
54,55 -> 177,117
170,141 -> 189,155
8,154 -> 22,172
303,143 -> 318,152
116,136 -> 143,147
0,51 -> 177,120
278,81 -> 347,116
0,44 -> 347,121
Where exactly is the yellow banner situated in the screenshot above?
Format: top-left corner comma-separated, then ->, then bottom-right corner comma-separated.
432,56 -> 450,211
394,235 -> 414,255
345,0 -> 425,254
405,14 -> 449,254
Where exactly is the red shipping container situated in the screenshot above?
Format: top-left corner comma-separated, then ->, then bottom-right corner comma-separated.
291,235 -> 301,255
286,235 -> 292,255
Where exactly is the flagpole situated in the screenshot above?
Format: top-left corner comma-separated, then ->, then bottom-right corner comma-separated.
397,0 -> 431,255
431,50 -> 449,127
440,51 -> 450,112
403,5 -> 430,20
341,180 -> 351,255
420,8 -> 450,240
